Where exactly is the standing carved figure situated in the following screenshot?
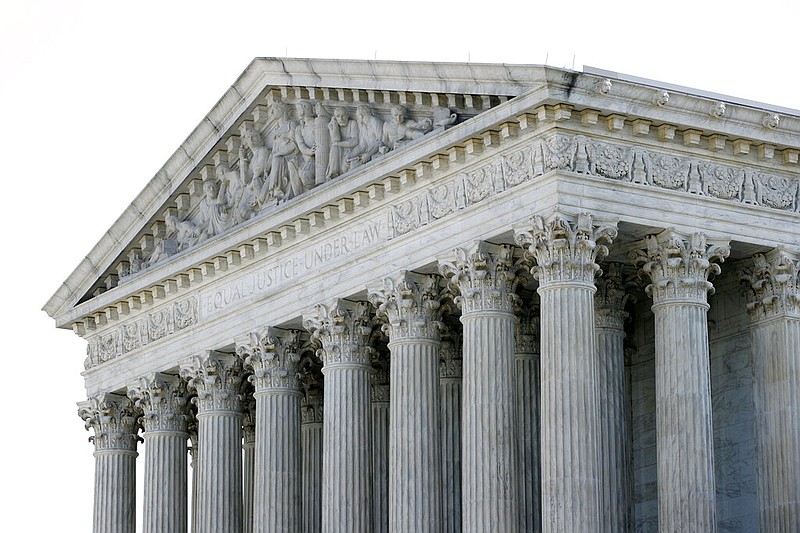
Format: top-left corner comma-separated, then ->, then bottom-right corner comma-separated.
193,178 -> 232,243
241,124 -> 272,208
347,105 -> 383,169
286,100 -> 318,200
259,101 -> 297,204
326,107 -> 360,179
218,152 -> 257,223
314,102 -> 331,185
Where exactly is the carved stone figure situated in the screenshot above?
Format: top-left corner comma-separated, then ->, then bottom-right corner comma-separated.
380,104 -> 432,152
432,106 -> 458,129
288,100 -> 318,199
218,154 -> 257,224
259,101 -> 298,204
314,102 -> 331,185
347,105 -> 383,168
241,123 -> 272,204
327,107 -> 360,179
193,178 -> 232,243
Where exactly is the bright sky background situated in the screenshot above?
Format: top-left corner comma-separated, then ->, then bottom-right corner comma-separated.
2,1 -> 798,530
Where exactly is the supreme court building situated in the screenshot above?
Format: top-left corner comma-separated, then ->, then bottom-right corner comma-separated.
44,59 -> 800,533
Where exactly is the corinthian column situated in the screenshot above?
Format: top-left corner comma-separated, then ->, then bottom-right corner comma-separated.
439,241 -> 520,533
739,248 -> 800,533
241,393 -> 256,533
180,351 -> 245,533
303,300 -> 374,533
371,359 -> 390,533
439,324 -> 462,533
515,210 -> 618,533
79,392 -> 141,533
369,271 -> 444,533
631,229 -> 730,533
514,299 -> 541,533
300,364 -> 324,533
128,373 -> 190,533
594,263 -> 632,533
237,328 -> 303,533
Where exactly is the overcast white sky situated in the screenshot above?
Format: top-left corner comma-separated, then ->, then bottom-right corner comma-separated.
2,1 -> 798,530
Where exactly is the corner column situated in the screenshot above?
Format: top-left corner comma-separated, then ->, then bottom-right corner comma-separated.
514,299 -> 541,533
739,248 -> 800,532
594,263 -> 633,533
515,210 -> 618,533
304,299 -> 374,533
631,229 -> 730,533
128,373 -> 190,533
79,393 -> 141,533
369,271 -> 444,533
439,241 -> 520,533
181,351 -> 245,533
237,328 -> 303,533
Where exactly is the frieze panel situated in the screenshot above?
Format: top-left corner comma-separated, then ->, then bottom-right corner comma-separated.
388,132 -> 800,238
85,296 -> 198,369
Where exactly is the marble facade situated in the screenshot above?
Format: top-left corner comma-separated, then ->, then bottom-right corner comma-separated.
46,58 -> 800,532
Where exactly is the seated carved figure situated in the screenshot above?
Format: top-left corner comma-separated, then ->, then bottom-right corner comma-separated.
219,152 -> 257,224
346,105 -> 383,169
326,107 -> 359,179
193,178 -> 232,243
380,104 -> 432,153
259,101 -> 298,204
241,123 -> 272,200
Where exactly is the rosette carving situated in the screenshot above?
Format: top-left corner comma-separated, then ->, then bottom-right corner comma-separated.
738,247 -> 800,321
303,299 -> 374,366
514,211 -> 618,287
127,373 -> 190,434
236,328 -> 302,392
438,241 -> 522,314
630,229 -> 730,304
78,393 -> 141,452
368,271 -> 444,341
594,262 -> 631,329
180,351 -> 245,413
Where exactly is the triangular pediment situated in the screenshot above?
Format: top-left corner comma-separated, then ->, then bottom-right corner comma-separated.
44,58 -> 552,324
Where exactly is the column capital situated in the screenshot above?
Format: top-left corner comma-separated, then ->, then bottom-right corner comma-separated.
630,229 -> 730,305
594,262 -> 631,330
514,209 -> 618,287
127,372 -> 190,434
514,300 -> 540,355
236,328 -> 303,392
242,394 -> 256,445
371,362 -> 390,403
78,392 -> 141,452
300,356 -> 324,424
439,324 -> 463,379
303,299 -> 374,367
438,240 -> 521,314
180,350 -> 245,414
738,247 -> 800,321
368,270 -> 444,341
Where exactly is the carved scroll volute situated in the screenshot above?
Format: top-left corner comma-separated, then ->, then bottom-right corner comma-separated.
78,392 -> 142,452
127,373 -> 190,434
302,299 -> 375,367
236,328 -> 303,392
179,351 -> 245,413
629,229 -> 730,305
738,247 -> 800,321
368,270 -> 444,341
438,241 -> 523,314
514,210 -> 618,287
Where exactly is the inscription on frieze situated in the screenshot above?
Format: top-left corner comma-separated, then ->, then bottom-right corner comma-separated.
201,217 -> 388,317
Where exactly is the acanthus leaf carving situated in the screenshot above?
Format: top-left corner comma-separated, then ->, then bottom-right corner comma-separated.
630,229 -> 730,304
738,247 -> 800,321
127,372 -> 190,434
368,271 -> 444,341
180,350 -> 245,413
514,210 -> 618,287
594,262 -> 632,330
78,392 -> 141,452
235,327 -> 303,392
439,322 -> 463,379
302,299 -> 375,367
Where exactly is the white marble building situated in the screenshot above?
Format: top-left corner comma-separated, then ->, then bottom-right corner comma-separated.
44,58 -> 800,533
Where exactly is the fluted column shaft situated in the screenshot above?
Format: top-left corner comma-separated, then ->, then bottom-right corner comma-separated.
515,211 -> 618,533
371,370 -> 390,533
242,399 -> 256,533
632,229 -> 729,533
237,328 -> 303,533
304,300 -> 374,533
595,266 -> 632,533
301,395 -> 323,533
79,393 -> 140,533
538,284 -> 601,531
741,249 -> 800,532
439,334 -> 463,533
181,352 -> 245,533
515,307 -> 541,533
439,242 -> 520,533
